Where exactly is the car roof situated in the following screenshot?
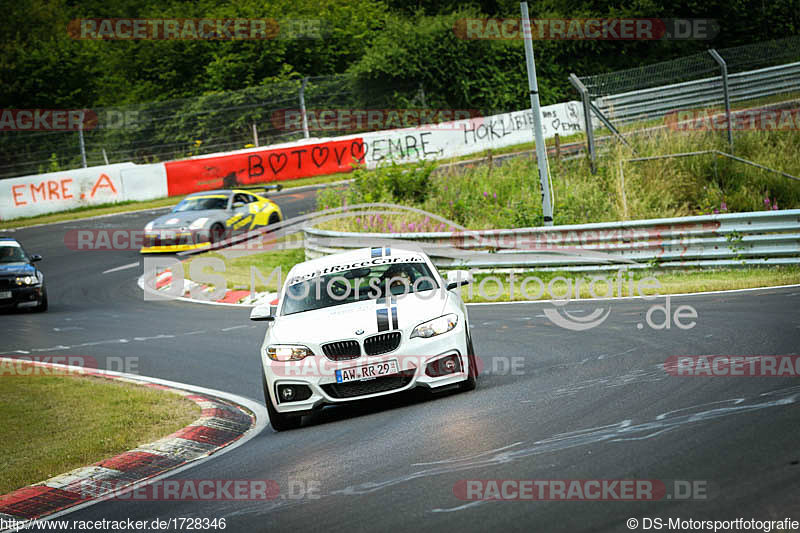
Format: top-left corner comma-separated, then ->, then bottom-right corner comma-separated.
286,246 -> 429,281
185,190 -> 234,198
184,189 -> 265,198
0,237 -> 21,245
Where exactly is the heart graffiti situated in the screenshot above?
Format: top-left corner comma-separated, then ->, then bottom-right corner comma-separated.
311,146 -> 330,167
268,152 -> 288,174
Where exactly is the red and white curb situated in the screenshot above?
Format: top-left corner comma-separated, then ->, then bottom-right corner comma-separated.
0,358 -> 267,529
139,269 -> 276,307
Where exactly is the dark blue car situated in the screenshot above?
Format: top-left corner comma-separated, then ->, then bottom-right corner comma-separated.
0,237 -> 47,312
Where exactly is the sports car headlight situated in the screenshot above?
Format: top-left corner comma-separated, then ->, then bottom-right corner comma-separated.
410,314 -> 458,339
188,217 -> 209,230
15,276 -> 37,286
266,345 -> 313,362
144,222 -> 154,231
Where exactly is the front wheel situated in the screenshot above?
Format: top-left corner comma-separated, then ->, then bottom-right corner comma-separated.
263,374 -> 302,431
35,287 -> 48,312
460,331 -> 477,391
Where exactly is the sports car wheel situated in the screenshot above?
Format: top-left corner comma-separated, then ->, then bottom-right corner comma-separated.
263,374 -> 302,431
209,223 -> 226,244
268,212 -> 281,226
460,331 -> 477,391
35,287 -> 48,313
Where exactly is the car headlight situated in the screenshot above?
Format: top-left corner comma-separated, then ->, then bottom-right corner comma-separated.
266,344 -> 314,361
410,314 -> 458,339
15,275 -> 38,286
144,222 -> 154,231
188,217 -> 209,230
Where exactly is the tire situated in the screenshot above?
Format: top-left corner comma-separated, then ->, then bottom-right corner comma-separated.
209,223 -> 226,244
263,374 -> 302,431
268,212 -> 281,226
35,287 -> 48,312
460,331 -> 477,391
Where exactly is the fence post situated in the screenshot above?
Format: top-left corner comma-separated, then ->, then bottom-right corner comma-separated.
299,76 -> 310,139
252,123 -> 259,147
521,1 -> 554,226
78,110 -> 88,168
569,73 -> 596,174
709,49 -> 734,153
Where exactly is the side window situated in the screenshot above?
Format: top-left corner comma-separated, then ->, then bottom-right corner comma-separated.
245,194 -> 258,203
234,193 -> 249,205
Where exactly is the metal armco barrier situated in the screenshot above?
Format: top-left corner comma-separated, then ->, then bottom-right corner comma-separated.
303,210 -> 800,271
595,62 -> 800,125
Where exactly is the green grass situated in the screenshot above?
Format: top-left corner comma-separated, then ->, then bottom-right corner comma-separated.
0,172 -> 352,230
184,248 -> 306,293
458,266 -> 800,303
0,367 -> 201,495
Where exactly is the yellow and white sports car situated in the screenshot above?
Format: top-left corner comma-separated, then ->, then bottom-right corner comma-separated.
140,187 -> 283,253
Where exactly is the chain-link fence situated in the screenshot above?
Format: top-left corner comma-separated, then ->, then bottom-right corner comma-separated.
574,35 -> 800,130
0,74 -> 427,179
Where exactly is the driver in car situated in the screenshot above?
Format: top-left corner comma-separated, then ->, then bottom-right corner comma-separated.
381,264 -> 416,296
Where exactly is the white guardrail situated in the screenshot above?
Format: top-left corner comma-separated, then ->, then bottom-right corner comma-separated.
303,209 -> 800,272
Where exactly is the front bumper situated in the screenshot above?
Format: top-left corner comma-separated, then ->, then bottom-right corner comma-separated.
140,230 -> 213,253
262,323 -> 471,414
0,285 -> 44,309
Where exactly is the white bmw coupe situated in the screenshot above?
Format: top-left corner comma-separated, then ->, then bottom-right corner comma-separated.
250,246 -> 478,430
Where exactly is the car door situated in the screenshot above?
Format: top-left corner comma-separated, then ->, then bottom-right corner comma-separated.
227,193 -> 254,235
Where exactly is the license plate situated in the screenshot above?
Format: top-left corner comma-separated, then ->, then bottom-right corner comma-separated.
336,360 -> 399,383
0,291 -> 10,299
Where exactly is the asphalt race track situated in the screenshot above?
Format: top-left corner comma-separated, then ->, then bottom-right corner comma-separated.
2,186 -> 799,532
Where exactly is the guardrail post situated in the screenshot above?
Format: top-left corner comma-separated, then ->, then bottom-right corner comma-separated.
569,73 -> 596,174
709,49 -> 734,153
299,76 -> 310,139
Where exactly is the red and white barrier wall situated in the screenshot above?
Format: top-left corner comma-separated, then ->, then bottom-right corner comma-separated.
1,101 -> 583,220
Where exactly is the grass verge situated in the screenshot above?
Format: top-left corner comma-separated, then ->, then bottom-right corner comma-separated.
316,128 -> 800,231
0,366 -> 201,495
181,248 -> 800,303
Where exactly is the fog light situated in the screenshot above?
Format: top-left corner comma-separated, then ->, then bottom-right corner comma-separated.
425,355 -> 462,377
276,384 -> 312,403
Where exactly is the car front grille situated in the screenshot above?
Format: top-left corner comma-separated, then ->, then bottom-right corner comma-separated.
0,278 -> 11,290
322,340 -> 361,361
363,332 -> 401,356
321,370 -> 416,399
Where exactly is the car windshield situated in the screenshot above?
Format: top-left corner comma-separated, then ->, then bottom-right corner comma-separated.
281,260 -> 439,316
173,196 -> 228,212
0,245 -> 27,263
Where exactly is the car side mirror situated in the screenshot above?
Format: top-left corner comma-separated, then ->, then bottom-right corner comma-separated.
29,254 -> 42,263
446,270 -> 472,291
250,304 -> 275,322
232,201 -> 246,209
